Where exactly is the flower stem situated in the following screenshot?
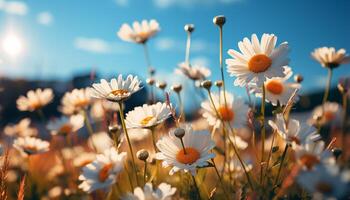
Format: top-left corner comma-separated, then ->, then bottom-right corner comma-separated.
218,25 -> 228,108
185,32 -> 191,64
212,159 -> 230,200
322,68 -> 333,105
150,128 -> 158,153
176,92 -> 185,122
118,102 -> 140,187
342,93 -> 348,162
274,144 -> 289,186
82,109 -> 97,151
143,43 -> 152,75
191,175 -> 202,200
260,84 -> 266,185
143,161 -> 147,184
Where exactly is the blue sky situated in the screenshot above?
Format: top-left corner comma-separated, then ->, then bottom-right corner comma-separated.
0,0 -> 349,98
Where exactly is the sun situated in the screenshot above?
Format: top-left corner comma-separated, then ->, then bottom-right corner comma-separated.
2,34 -> 23,56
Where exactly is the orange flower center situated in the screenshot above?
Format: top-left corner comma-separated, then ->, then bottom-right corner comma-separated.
299,154 -> 320,170
266,80 -> 284,95
316,182 -> 333,194
138,31 -> 150,39
176,147 -> 200,164
140,116 -> 155,126
110,89 -> 129,96
58,124 -> 73,135
75,99 -> 90,108
324,111 -> 335,121
218,106 -> 234,122
30,101 -> 42,110
248,54 -> 272,73
23,145 -> 38,154
98,163 -> 113,182
288,136 -> 301,145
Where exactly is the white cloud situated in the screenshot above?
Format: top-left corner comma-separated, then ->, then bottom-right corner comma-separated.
153,0 -> 242,8
37,11 -> 53,26
115,0 -> 128,7
154,37 -> 213,53
0,0 -> 28,15
74,37 -> 131,54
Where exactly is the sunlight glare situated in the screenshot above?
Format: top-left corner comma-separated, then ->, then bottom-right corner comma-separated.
2,34 -> 23,56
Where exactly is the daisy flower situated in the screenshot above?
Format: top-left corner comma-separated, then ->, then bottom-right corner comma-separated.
4,118 -> 38,137
88,132 -> 114,153
309,102 -> 342,126
122,182 -> 177,200
90,100 -> 120,121
155,125 -> 216,175
226,33 -> 290,87
117,19 -> 160,44
251,68 -> 301,106
175,62 -> 211,81
311,47 -> 350,69
297,164 -> 350,199
268,114 -> 321,147
60,88 -> 92,115
201,91 -> 249,129
294,141 -> 334,170
78,147 -> 127,193
16,88 -> 54,112
13,137 -> 50,156
91,74 -> 142,102
125,102 -> 171,129
47,115 -> 84,136
127,128 -> 151,142
73,152 -> 96,168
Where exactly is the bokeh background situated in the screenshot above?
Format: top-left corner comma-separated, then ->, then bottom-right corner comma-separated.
0,0 -> 349,124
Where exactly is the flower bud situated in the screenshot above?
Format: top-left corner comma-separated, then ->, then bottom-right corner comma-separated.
201,80 -> 212,90
156,81 -> 167,90
148,67 -> 156,76
213,15 -> 226,26
146,78 -> 155,86
171,84 -> 182,93
214,80 -> 223,88
294,74 -> 304,83
174,128 -> 185,138
137,149 -> 149,161
184,24 -> 195,33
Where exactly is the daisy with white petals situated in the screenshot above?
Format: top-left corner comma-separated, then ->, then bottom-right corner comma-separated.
201,91 -> 249,129
311,47 -> 350,69
117,19 -> 160,44
125,102 -> 171,129
4,118 -> 38,137
226,33 -> 290,87
13,137 -> 50,156
156,125 -> 216,175
175,62 -> 211,81
122,182 -> 177,200
309,102 -> 342,126
60,88 -> 92,115
78,147 -> 127,193
251,68 -> 301,106
47,115 -> 84,136
91,74 -> 142,102
16,88 -> 54,112
268,114 -> 320,147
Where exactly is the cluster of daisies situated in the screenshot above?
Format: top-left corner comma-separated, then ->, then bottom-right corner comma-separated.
1,16 -> 350,200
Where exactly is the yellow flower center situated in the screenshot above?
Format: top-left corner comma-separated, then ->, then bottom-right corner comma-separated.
316,182 -> 333,194
98,163 -> 113,182
299,154 -> 320,170
324,111 -> 335,121
140,116 -> 155,126
23,145 -> 38,154
110,89 -> 129,96
30,101 -> 42,110
218,106 -> 234,122
176,147 -> 200,164
74,99 -> 90,108
58,124 -> 73,135
248,54 -> 272,73
266,80 -> 284,95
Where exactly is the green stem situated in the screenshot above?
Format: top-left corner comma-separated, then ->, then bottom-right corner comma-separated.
191,175 -> 202,200
82,110 -> 97,151
150,128 -> 158,153
118,102 -> 139,187
177,92 -> 185,122
260,84 -> 266,185
218,25 -> 228,108
185,32 -> 191,64
212,159 -> 230,200
274,144 -> 289,186
143,161 -> 147,184
143,43 -> 152,76
322,68 -> 333,105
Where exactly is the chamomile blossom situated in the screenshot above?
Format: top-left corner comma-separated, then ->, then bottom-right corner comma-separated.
122,182 -> 177,200
78,147 -> 127,193
91,75 -> 142,102
309,102 -> 342,126
125,102 -> 171,129
311,47 -> 350,69
117,19 -> 160,44
4,118 -> 38,137
251,68 -> 301,106
226,33 -> 290,87
16,88 -> 54,112
60,88 -> 92,115
175,62 -> 211,81
88,132 -> 114,153
73,152 -> 96,168
13,137 -> 50,156
47,115 -> 84,136
201,91 -> 249,129
155,125 -> 216,175
268,114 -> 321,147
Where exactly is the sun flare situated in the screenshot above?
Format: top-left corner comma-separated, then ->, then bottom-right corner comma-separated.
2,34 -> 23,56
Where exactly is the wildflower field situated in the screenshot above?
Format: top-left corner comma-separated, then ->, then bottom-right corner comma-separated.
0,1 -> 350,199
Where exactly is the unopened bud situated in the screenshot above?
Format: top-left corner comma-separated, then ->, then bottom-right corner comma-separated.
156,81 -> 167,90
174,128 -> 185,138
201,80 -> 212,90
214,80 -> 223,88
213,15 -> 226,26
331,148 -> 342,159
148,67 -> 156,76
137,149 -> 149,161
146,78 -> 155,86
184,24 -> 195,33
171,84 -> 182,93
294,74 -> 304,83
